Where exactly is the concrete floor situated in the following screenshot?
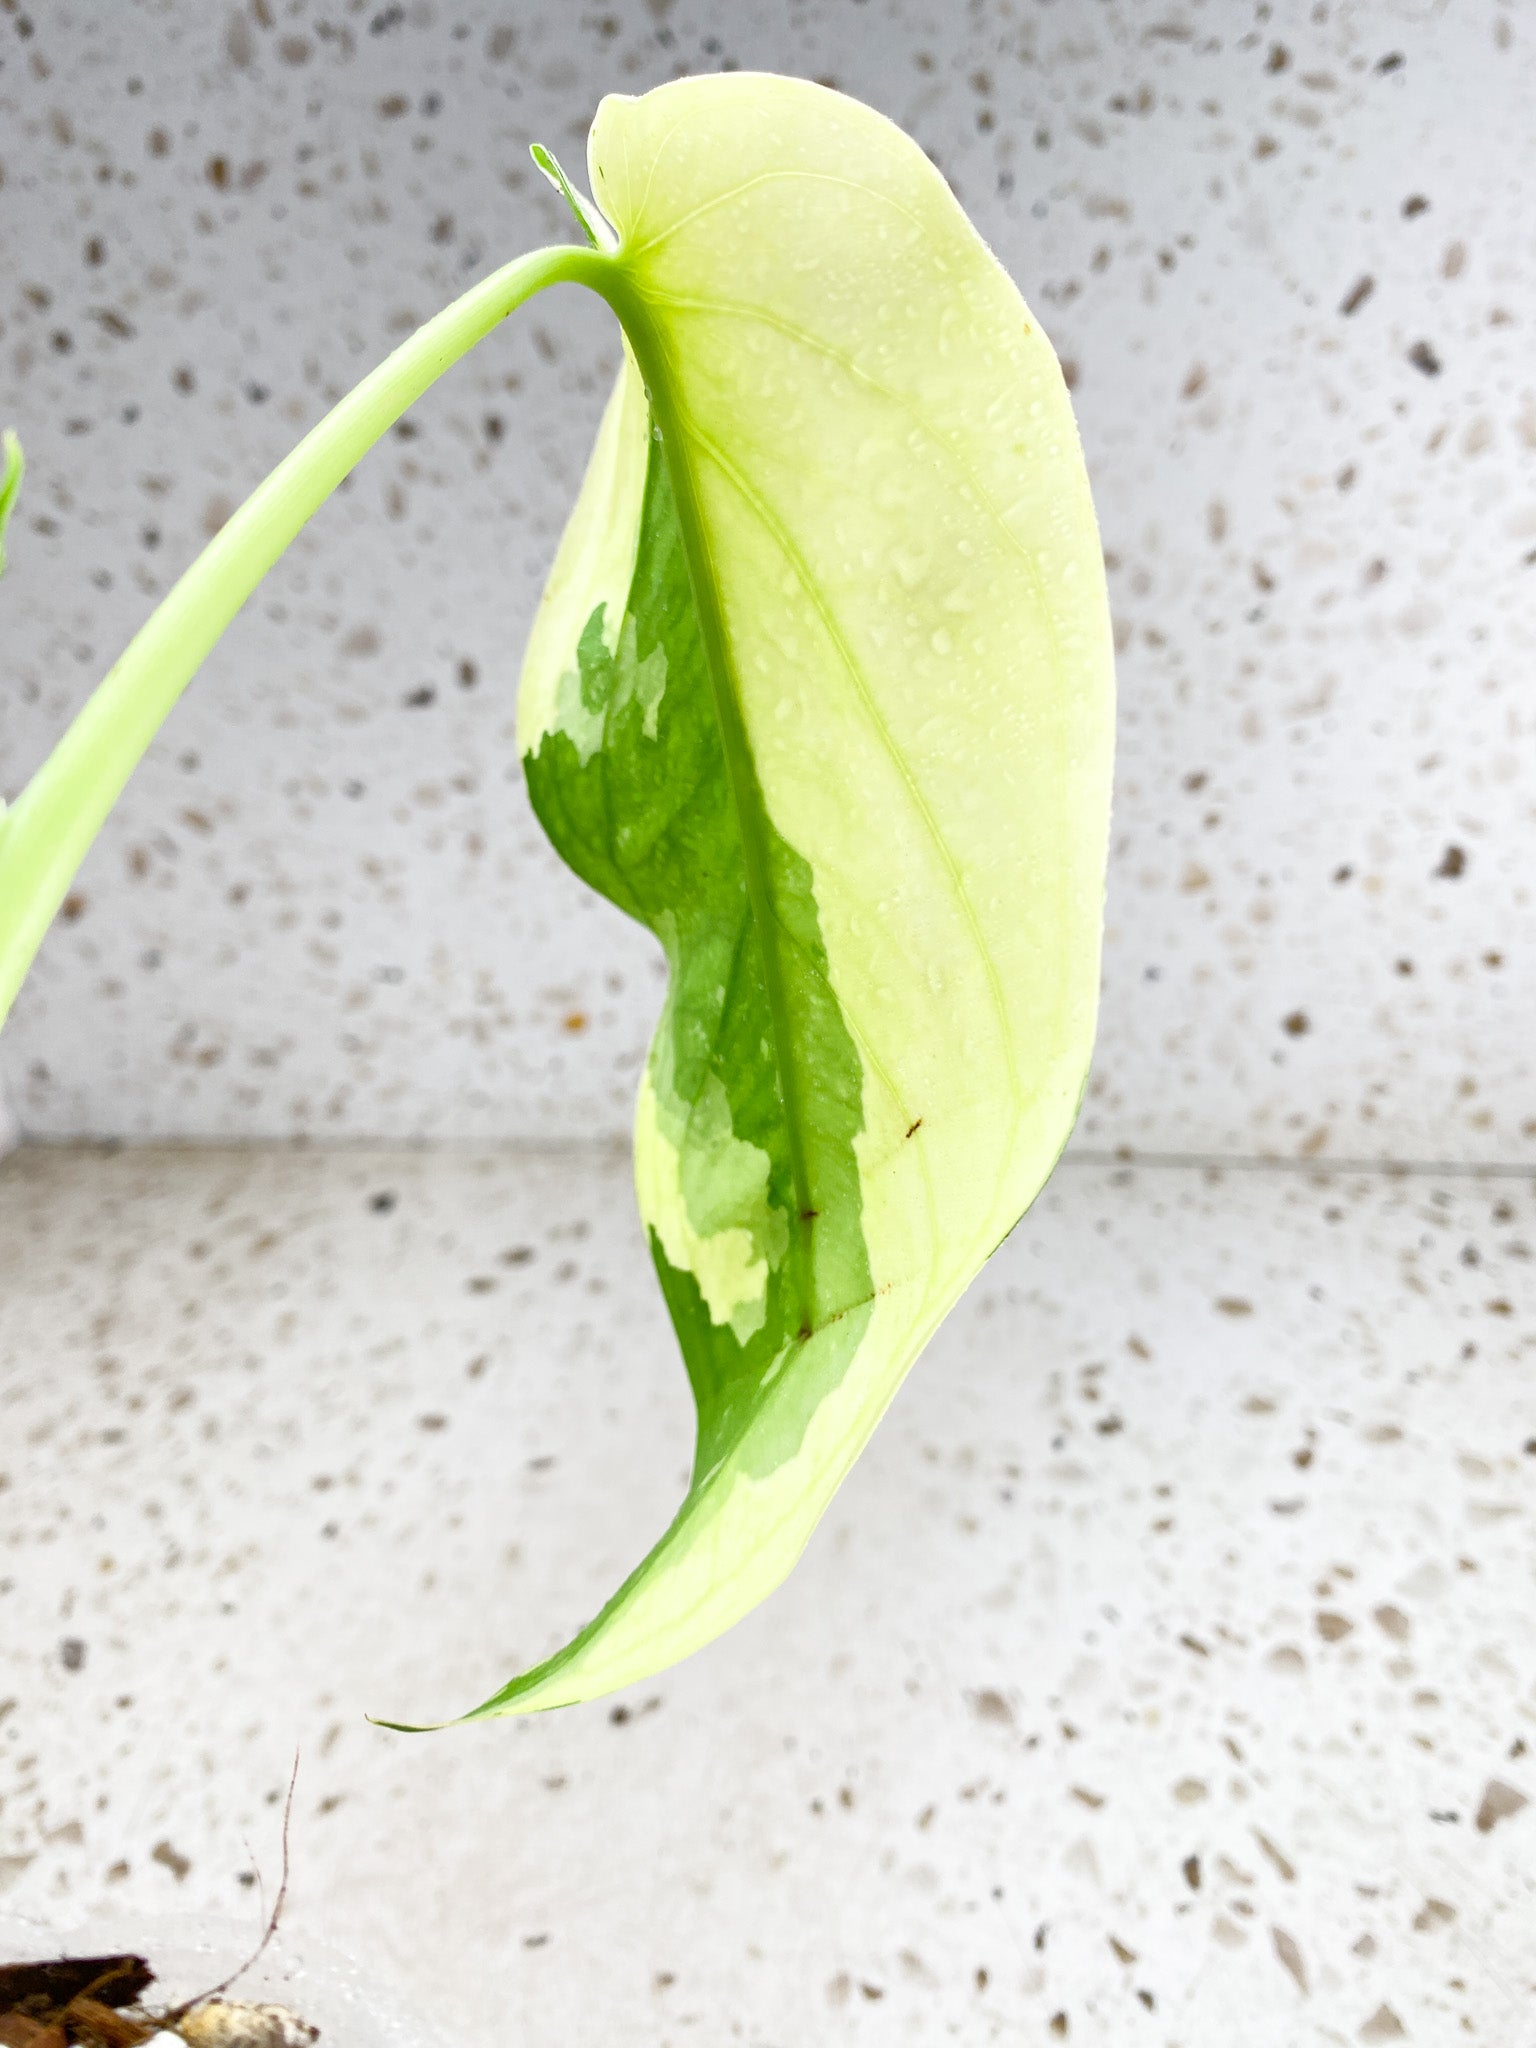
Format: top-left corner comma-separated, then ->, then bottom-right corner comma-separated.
1,1144 -> 1533,2045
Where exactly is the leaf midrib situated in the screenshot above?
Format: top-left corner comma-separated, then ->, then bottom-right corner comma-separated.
582,257 -> 820,1335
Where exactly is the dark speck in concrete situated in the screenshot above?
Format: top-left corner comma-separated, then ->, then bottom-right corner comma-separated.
968,1688 -> 1015,1726
1474,1780 -> 1528,1833
1360,2005 -> 1407,2042
151,1839 -> 191,1881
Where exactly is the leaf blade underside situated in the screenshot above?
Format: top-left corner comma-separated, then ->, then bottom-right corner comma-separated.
464,74 -> 1114,1718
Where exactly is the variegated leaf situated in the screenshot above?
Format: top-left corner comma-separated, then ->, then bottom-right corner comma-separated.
469,72 -> 1115,1717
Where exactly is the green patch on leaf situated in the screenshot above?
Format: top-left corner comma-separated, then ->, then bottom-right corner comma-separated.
527,404 -> 875,1491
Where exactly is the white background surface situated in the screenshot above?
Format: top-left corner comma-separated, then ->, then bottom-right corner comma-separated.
3,1146 -> 1533,2045
4,9 -> 1536,2046
1,0 -> 1532,1159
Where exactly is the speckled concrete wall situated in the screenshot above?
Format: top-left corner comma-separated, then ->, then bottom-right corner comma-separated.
1,1 -> 1532,1154
3,1146 -> 1535,2040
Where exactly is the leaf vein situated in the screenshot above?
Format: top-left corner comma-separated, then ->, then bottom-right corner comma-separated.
646,288 -> 1070,649
684,415 -> 1026,1157
625,168 -> 926,261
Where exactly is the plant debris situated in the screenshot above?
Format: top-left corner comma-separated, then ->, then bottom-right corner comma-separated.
178,2006 -> 315,2048
0,1957 -> 155,2048
0,1960 -> 154,2018
0,1968 -> 318,2048
0,1764 -> 316,2048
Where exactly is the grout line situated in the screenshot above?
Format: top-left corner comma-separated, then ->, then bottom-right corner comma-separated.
1066,1147 -> 1536,1182
0,1066 -> 19,1160
2,1134 -> 1533,1182
0,1131 -> 636,1160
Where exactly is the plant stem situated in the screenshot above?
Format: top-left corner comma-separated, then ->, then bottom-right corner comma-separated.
0,242 -> 593,1027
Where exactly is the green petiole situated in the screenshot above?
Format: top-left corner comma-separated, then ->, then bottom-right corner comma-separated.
0,430 -> 22,580
0,236 -> 609,1029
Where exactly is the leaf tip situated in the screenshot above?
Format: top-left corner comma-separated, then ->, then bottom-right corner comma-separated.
363,1710 -> 441,1735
